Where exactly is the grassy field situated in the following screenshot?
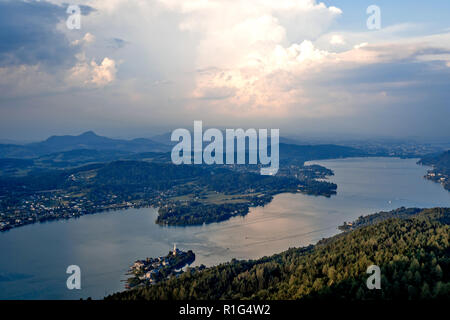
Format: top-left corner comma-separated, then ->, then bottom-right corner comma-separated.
169,190 -> 261,205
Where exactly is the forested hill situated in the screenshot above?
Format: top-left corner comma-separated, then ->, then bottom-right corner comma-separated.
419,150 -> 450,174
107,207 -> 450,300
419,150 -> 450,191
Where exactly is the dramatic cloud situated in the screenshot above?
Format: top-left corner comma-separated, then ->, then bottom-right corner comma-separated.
173,7 -> 450,120
0,0 -> 117,100
0,0 -> 449,140
149,0 -> 344,117
0,0 -> 75,67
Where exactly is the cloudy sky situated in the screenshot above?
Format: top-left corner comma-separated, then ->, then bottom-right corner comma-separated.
1,0 -> 450,141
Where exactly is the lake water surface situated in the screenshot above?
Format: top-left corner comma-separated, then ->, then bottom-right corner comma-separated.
0,157 -> 449,299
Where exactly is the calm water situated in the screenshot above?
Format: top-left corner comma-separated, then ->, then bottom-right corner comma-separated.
0,157 -> 449,299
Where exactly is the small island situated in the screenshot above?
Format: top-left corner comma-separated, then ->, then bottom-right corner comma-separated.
125,245 -> 196,289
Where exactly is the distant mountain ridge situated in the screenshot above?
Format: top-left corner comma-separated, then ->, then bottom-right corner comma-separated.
0,131 -> 172,158
0,130 -> 368,160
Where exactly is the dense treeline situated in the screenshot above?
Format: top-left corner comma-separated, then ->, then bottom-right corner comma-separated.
91,161 -> 206,190
197,168 -> 299,193
107,208 -> 450,300
0,160 -> 328,196
339,207 -> 423,230
419,150 -> 450,191
157,202 -> 251,225
0,161 -> 205,195
419,150 -> 450,174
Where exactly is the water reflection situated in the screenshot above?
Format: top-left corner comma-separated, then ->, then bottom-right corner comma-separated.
0,157 -> 448,299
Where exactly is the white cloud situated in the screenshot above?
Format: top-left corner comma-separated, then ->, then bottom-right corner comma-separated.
330,35 -> 345,45
67,57 -> 117,87
71,32 -> 96,46
91,57 -> 116,86
354,42 -> 368,49
142,0 -> 343,116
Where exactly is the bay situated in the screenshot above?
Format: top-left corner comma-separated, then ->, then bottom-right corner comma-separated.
0,157 -> 449,299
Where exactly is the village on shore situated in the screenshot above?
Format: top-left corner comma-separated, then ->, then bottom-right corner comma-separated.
126,245 -> 199,289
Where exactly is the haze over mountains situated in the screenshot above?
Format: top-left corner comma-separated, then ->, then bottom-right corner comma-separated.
0,131 -> 171,158
0,130 -> 371,178
0,130 -> 367,160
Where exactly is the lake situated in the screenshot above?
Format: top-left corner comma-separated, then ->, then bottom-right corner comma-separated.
0,157 -> 449,299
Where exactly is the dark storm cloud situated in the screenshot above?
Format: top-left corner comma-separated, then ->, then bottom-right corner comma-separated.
0,0 -> 94,67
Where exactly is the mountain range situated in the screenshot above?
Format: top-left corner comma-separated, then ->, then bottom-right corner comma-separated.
0,131 -> 171,158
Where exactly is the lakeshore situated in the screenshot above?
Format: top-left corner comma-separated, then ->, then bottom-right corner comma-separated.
126,246 -> 196,289
0,157 -> 448,299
